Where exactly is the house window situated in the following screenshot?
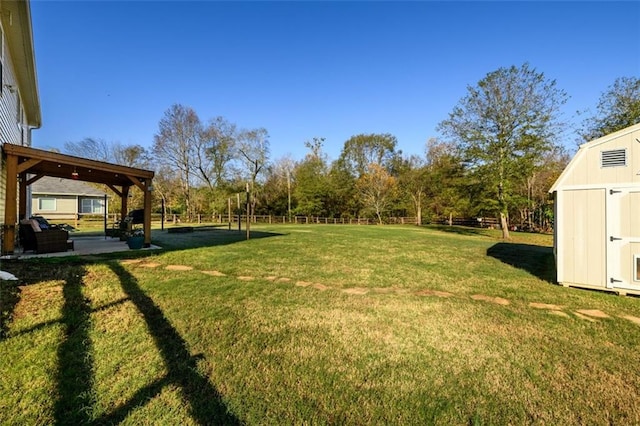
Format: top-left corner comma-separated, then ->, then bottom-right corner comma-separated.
80,198 -> 104,214
601,149 -> 627,168
635,255 -> 640,282
38,197 -> 56,211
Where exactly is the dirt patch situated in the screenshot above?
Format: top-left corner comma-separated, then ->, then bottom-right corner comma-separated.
576,309 -> 609,319
140,263 -> 161,268
621,315 -> 640,326
237,276 -> 255,281
343,287 -> 369,295
120,259 -> 142,265
202,270 -> 226,277
295,281 -> 312,287
312,283 -> 329,291
415,289 -> 453,298
471,294 -> 510,305
165,265 -> 193,271
530,302 -> 564,310
265,276 -> 278,281
549,310 -> 570,318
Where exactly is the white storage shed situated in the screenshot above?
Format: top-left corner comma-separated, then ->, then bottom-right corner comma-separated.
550,123 -> 640,295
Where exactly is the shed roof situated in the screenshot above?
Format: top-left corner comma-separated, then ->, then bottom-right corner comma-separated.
31,176 -> 106,197
549,122 -> 640,193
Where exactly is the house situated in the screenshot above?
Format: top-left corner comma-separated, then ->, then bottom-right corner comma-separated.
549,123 -> 640,295
0,0 -> 154,255
31,176 -> 107,220
0,0 -> 41,222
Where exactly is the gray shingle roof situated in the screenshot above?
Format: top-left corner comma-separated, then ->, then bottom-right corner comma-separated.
31,176 -> 107,196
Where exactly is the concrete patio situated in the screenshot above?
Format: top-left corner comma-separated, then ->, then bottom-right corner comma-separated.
1,235 -> 162,260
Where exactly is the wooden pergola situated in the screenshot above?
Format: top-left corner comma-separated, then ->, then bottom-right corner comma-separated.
2,143 -> 155,255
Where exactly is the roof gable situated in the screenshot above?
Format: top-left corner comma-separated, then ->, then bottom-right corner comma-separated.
550,123 -> 640,192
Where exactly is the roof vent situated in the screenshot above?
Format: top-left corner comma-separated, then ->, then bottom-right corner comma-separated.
601,149 -> 627,168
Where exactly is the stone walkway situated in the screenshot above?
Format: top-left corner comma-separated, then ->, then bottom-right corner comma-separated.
119,259 -> 640,326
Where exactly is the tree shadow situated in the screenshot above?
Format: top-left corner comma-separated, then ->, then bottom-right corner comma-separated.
426,224 -> 491,238
151,228 -> 284,252
486,242 -> 556,283
100,262 -> 240,425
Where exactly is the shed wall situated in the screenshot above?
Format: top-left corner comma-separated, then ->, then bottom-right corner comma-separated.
559,188 -> 606,288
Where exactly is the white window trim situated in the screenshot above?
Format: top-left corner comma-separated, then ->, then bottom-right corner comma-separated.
38,197 -> 57,211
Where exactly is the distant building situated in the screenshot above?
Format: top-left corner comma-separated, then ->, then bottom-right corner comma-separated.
31,176 -> 107,220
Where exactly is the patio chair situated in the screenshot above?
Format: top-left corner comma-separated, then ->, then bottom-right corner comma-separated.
19,219 -> 72,254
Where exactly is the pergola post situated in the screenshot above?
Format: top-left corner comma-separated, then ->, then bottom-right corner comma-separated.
121,185 -> 129,220
143,179 -> 152,248
18,172 -> 27,220
3,154 -> 18,255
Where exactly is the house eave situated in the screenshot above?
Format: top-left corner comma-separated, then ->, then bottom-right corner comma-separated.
1,0 -> 41,128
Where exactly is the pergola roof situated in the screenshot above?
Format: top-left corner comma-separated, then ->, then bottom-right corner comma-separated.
3,143 -> 154,187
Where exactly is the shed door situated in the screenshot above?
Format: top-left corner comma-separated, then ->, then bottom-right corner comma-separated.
607,187 -> 640,291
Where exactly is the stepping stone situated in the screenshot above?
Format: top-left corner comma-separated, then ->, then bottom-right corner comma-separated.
140,263 -> 161,268
530,302 -> 564,310
576,309 -> 609,318
265,276 -> 278,281
202,270 -> 226,277
276,277 -> 291,283
574,312 -> 597,322
166,265 -> 193,271
312,283 -> 329,291
237,276 -> 254,281
415,289 -> 453,298
549,310 -> 570,318
471,294 -> 510,305
343,287 -> 369,295
295,281 -> 312,287
120,259 -> 142,265
622,315 -> 640,326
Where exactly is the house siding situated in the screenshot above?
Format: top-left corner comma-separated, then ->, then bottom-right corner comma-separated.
32,194 -> 77,220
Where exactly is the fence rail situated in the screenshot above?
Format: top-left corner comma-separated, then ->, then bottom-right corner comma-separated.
42,212 -> 501,229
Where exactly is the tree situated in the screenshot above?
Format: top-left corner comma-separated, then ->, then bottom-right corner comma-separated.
237,127 -> 270,218
423,138 -> 468,225
396,155 -> 428,225
198,116 -> 238,189
438,63 -> 568,239
579,76 -> 640,142
64,137 -> 112,162
339,133 -> 398,177
153,104 -> 201,220
294,138 -> 329,217
356,163 -> 398,224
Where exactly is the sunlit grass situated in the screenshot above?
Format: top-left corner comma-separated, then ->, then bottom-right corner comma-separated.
2,225 -> 640,424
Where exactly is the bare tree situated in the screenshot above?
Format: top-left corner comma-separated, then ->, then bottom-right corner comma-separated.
237,128 -> 270,218
356,163 -> 398,224
153,104 -> 201,221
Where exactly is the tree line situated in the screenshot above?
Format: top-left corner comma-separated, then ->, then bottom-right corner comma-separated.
63,65 -> 640,238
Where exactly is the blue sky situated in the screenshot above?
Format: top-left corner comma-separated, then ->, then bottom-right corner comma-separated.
31,1 -> 640,163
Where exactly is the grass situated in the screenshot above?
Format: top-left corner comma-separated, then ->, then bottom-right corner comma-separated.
2,224 -> 640,424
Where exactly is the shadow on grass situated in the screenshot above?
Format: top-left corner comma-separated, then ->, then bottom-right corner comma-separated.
0,279 -> 20,339
487,242 -> 556,283
55,264 -> 96,425
99,262 -> 240,425
426,224 -> 492,238
150,228 -> 284,252
2,260 -> 98,423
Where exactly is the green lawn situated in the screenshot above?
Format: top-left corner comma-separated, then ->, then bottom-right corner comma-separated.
2,225 -> 640,424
